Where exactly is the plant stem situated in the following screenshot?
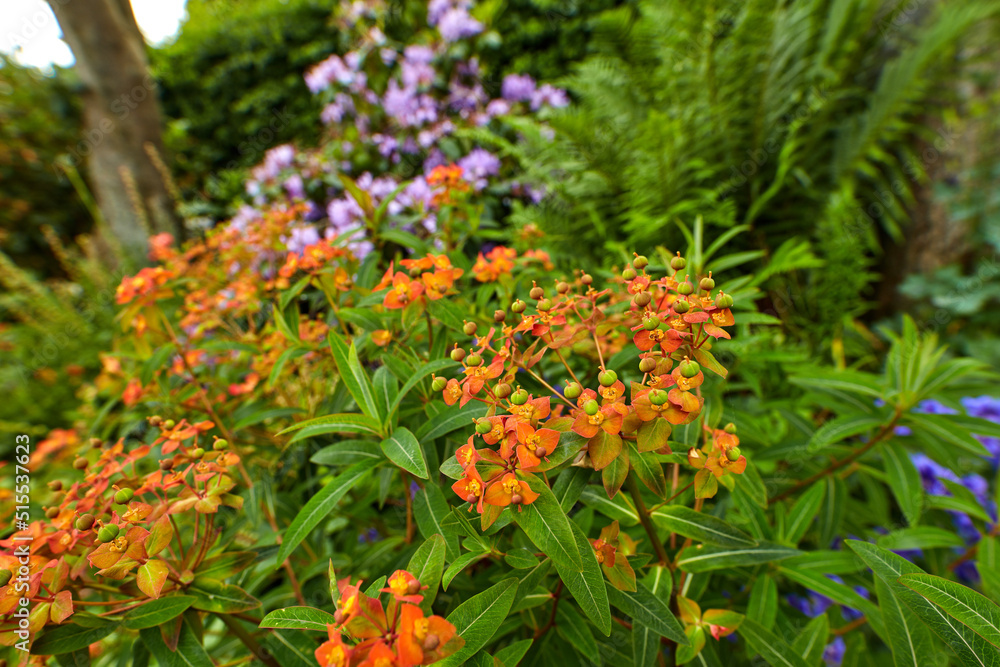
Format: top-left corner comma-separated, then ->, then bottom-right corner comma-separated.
626,474 -> 670,566
217,614 -> 281,667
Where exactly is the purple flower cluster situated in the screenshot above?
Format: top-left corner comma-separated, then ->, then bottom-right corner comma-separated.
823,637 -> 846,666
500,73 -> 570,110
428,0 -> 483,42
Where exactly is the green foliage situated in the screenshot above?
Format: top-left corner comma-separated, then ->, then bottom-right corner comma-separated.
506,0 -> 1000,344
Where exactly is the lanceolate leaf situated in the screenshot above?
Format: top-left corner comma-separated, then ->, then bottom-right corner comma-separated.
328,331 -> 379,421
900,574 -> 1000,649
278,413 -> 383,438
846,540 -> 1000,667
783,481 -> 824,545
738,619 -> 811,667
807,413 -> 883,454
275,459 -> 380,567
875,578 -> 935,667
123,596 -> 196,630
556,605 -> 599,661
651,506 -> 757,548
777,567 -> 885,639
882,442 -> 923,526
188,578 -> 261,614
380,427 -> 429,478
606,581 -> 687,645
438,579 -> 520,667
514,478 -> 584,572
416,402 -> 490,442
677,542 -> 799,573
413,483 -> 460,560
407,534 -> 447,609
260,606 -> 339,631
554,520 -> 612,637
389,358 -> 458,417
139,614 -> 213,667
791,613 -> 828,665
32,622 -> 119,656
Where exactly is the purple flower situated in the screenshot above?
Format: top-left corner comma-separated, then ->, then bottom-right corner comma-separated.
305,54 -> 354,93
955,560 -> 980,586
228,205 -> 260,233
502,74 -> 536,102
531,84 -> 569,110
327,197 -> 364,232
917,399 -> 958,415
823,638 -> 846,666
283,225 -> 320,255
398,177 -> 433,211
458,148 -> 501,191
283,174 -> 305,200
962,396 -> 1000,422
437,8 -> 483,42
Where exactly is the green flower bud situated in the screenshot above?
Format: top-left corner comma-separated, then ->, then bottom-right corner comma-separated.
649,389 -> 669,406
463,321 -> 478,336
699,277 -> 715,291
677,281 -> 694,296
529,286 -> 544,300
191,448 -> 206,459
114,488 -> 134,504
581,274 -> 593,286
673,300 -> 691,314
510,389 -> 530,406
670,255 -> 686,271
638,357 -> 657,374
633,292 -> 652,307
46,507 -> 60,519
511,299 -> 527,313
475,419 -> 492,435
564,383 -> 582,399
633,255 -> 649,270
494,383 -> 513,399
163,419 -> 176,430
47,480 -> 63,491
556,281 -> 570,294
716,292 -> 734,309
622,267 -> 637,281
465,353 -> 483,367
643,315 -> 660,331
679,360 -> 701,378
73,458 -> 89,470
727,447 -> 742,462
584,400 -> 600,416
98,524 -> 119,543
213,438 -> 228,451
450,347 -> 467,362
75,514 -> 96,531
724,422 -> 737,434
536,299 -> 553,312
598,370 -> 618,387
431,376 -> 447,392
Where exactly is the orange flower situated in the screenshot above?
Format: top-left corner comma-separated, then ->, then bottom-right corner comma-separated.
633,327 -> 684,354
396,603 -> 462,666
383,272 -> 425,310
315,628 -> 353,667
472,246 -> 516,282
381,570 -> 425,604
372,330 -> 393,347
513,423 -> 560,470
358,642 -> 400,667
452,469 -> 485,512
483,473 -> 539,509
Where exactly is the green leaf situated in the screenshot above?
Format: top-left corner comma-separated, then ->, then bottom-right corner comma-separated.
260,606 -> 339,631
428,298 -> 468,331
311,440 -> 383,466
123,596 -> 196,630
791,614 -> 829,666
413,483 -> 460,560
737,459 -> 769,509
579,487 -> 639,526
438,579 -> 520,667
337,307 -> 383,332
606,581 -> 687,645
677,542 -> 800,573
273,301 -> 301,343
32,622 -> 119,655
139,614 -> 213,667
267,347 -> 311,388
328,331 -> 379,421
817,477 -> 845,548
629,445 -> 666,497
514,478 -> 584,572
415,401 -> 490,441
57,649 -> 91,667
495,639 -> 533,667
777,567 -> 884,638
877,527 -> 966,551
278,412 -> 383,438
279,275 -> 312,311
601,448 -> 629,498
779,550 -> 865,574
979,537 -> 1000,604
140,343 -> 176,386
783,481 -> 824,545
807,414 -> 884,454
408,534 -> 447,609
372,365 -> 399,426
634,566 -> 672,667
263,630 -> 320,667
556,604 -> 600,661
505,548 -> 540,569
636,418 -> 671,453
390,358 -> 458,417
883,443 -> 923,526
233,406 -> 305,431
876,577 -> 935,667
275,459 -> 380,567
188,577 -> 261,613
747,575 -> 778,630
900,573 -> 1000,649
380,427 -> 429,478
443,548 -> 490,590
906,413 -> 990,457
137,559 -> 169,599
739,618 -> 811,667
789,369 -> 883,398
692,347 -> 728,378
555,520 -> 612,636
650,506 -> 756,548
846,540 -> 1000,667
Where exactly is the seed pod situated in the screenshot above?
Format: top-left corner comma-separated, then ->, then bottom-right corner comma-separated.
529,285 -> 544,300
511,299 -> 527,313
0,570 -> 12,587
622,267 -> 637,281
670,255 -> 686,271
463,321 -> 478,336
407,579 -> 422,595
450,347 -> 467,362
724,422 -> 737,435
633,292 -> 652,307
475,420 -> 492,435
716,292 -> 734,309
564,383 -> 582,399
727,447 -> 742,462
431,376 -> 447,392
649,389 -> 669,406
673,300 -> 691,314
45,507 -> 60,519
47,480 -> 63,492
98,524 -> 120,543
677,281 -> 694,295
163,419 -> 176,429
191,448 -> 206,459
114,488 -> 134,504
465,353 -> 483,367
494,383 -> 513,399
75,514 -> 96,531
537,299 -> 553,312
90,438 -> 103,449
213,438 -> 228,451
584,400 -> 600,416
148,415 -> 163,427
534,446 -> 547,459
581,273 -> 593,286
159,458 -> 175,471
633,255 -> 649,270
333,610 -> 345,625
73,458 -> 89,470
598,370 -> 618,386
510,389 -> 530,406
510,494 -> 523,505
638,357 -> 657,373
643,315 -> 660,331
423,634 -> 441,651
494,309 -> 507,323
466,493 -> 477,503
679,359 -> 701,378
700,276 -> 715,291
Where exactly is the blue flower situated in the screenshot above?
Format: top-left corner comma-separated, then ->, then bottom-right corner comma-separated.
823,637 -> 846,666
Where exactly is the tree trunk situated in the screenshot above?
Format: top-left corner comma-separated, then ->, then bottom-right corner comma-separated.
48,0 -> 181,266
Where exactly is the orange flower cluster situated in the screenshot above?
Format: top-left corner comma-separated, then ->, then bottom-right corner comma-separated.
375,254 -> 463,309
115,267 -> 173,305
472,246 -> 516,282
316,571 -> 463,667
437,251 -> 741,504
427,164 -> 470,206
